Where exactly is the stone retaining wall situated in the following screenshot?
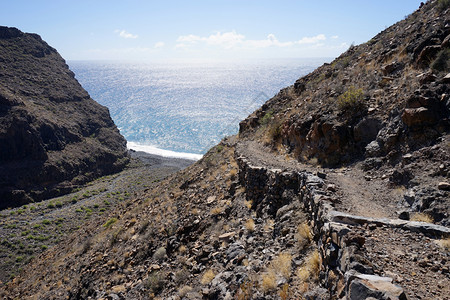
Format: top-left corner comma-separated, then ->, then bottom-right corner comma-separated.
236,154 -> 449,299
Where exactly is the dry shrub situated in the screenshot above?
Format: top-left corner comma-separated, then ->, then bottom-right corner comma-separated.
178,285 -> 192,297
201,269 -> 216,285
264,219 -> 274,232
237,280 -> 254,300
145,271 -> 165,294
337,86 -> 365,113
437,238 -> 450,250
178,245 -> 187,254
272,252 -> 292,279
279,283 -> 290,300
229,168 -> 238,178
210,206 -> 223,216
411,212 -> 434,223
297,222 -> 312,246
245,219 -> 255,232
152,247 -> 167,262
297,249 -> 320,283
261,269 -> 277,293
244,200 -> 253,209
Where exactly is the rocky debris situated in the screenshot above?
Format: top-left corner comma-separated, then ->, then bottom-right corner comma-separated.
0,26 -> 129,208
438,181 -> 450,190
347,273 -> 407,300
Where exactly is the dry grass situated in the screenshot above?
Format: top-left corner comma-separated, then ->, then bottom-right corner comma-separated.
296,222 -> 312,246
237,280 -> 254,300
245,219 -> 255,232
178,285 -> 193,297
201,269 -> 216,285
178,245 -> 187,254
436,238 -> 450,250
411,212 -> 434,223
244,200 -> 253,209
297,249 -> 320,283
272,252 -> 292,279
261,269 -> 277,292
264,219 -> 274,232
279,283 -> 290,300
210,206 -> 223,216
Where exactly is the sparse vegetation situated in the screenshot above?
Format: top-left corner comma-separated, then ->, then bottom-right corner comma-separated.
103,218 -> 117,228
260,110 -> 273,125
145,271 -> 165,294
261,269 -> 277,292
245,218 -> 255,232
297,222 -> 313,247
178,285 -> 192,297
437,238 -> 450,250
201,269 -> 216,285
272,252 -> 292,279
297,249 -> 320,283
337,86 -> 365,113
237,281 -> 254,300
153,247 -> 167,262
411,212 -> 434,223
279,283 -> 290,300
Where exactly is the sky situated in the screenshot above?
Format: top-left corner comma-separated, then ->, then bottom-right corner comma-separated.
1,0 -> 424,62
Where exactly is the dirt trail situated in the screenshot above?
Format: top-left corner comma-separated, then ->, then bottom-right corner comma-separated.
236,140 -> 401,219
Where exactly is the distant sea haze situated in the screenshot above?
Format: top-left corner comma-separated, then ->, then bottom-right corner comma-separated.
69,59 -> 328,160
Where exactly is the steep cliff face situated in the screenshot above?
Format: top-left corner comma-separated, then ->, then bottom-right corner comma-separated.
0,26 -> 129,208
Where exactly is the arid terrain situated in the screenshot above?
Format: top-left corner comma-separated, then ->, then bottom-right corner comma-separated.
0,0 -> 449,299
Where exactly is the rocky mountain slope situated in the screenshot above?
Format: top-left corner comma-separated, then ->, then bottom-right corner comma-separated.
1,1 -> 449,299
0,26 -> 129,208
240,0 -> 450,226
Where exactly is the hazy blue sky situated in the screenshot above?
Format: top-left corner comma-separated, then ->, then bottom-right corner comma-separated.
1,0 -> 424,61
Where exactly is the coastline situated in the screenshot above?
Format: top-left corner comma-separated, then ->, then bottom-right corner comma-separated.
127,141 -> 203,161
128,148 -> 195,170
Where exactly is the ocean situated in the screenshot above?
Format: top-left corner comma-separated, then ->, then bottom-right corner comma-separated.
68,59 -> 327,160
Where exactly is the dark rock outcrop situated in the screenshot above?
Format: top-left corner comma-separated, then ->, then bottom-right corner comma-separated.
0,26 -> 129,208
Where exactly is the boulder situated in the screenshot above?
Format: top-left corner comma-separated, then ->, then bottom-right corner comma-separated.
348,275 -> 407,300
438,181 -> 450,191
401,107 -> 437,127
417,45 -> 441,67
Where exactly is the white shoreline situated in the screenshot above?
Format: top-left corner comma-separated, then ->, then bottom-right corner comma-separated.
127,141 -> 203,161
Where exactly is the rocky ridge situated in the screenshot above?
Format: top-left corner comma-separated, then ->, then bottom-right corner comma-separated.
1,1 -> 450,299
0,26 -> 129,208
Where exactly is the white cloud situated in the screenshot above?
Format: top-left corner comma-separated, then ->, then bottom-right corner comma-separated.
154,41 -> 165,49
115,29 -> 138,39
176,31 -> 329,50
331,35 -> 339,39
175,43 -> 189,49
177,34 -> 204,43
296,34 -> 326,44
